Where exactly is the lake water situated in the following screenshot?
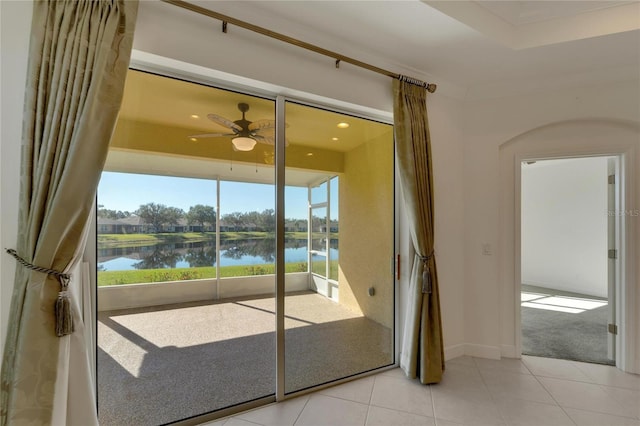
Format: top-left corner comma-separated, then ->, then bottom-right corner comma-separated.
98,238 -> 338,271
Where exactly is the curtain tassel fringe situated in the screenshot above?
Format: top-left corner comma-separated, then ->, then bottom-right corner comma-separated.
422,268 -> 432,294
4,248 -> 74,337
55,288 -> 74,337
420,251 -> 434,294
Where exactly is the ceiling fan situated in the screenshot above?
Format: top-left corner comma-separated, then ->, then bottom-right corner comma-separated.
190,102 -> 286,151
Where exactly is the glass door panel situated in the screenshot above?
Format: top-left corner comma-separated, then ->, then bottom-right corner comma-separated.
97,70 -> 276,425
283,101 -> 395,394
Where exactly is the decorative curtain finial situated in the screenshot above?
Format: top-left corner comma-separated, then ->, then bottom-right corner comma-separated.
397,75 -> 437,93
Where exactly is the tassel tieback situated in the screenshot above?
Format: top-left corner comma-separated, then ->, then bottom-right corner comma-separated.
419,251 -> 435,294
5,248 -> 74,337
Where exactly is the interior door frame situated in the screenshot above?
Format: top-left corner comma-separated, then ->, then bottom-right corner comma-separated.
499,119 -> 638,375
514,152 -> 625,368
607,157 -> 619,360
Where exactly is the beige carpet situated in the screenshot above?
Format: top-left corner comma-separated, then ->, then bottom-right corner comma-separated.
98,291 -> 392,425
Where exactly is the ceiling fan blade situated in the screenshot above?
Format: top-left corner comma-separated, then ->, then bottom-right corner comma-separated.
207,113 -> 242,132
252,128 -> 275,137
248,119 -> 275,131
253,134 -> 274,144
249,120 -> 290,131
188,132 -> 235,138
253,134 -> 290,146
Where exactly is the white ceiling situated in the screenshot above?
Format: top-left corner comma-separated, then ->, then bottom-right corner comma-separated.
476,1 -> 634,26
184,0 -> 640,98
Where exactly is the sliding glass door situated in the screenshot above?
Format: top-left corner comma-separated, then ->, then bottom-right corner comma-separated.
97,71 -> 277,425
96,70 -> 395,425
284,101 -> 395,394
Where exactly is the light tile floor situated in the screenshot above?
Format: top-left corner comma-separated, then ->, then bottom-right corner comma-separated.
205,355 -> 640,426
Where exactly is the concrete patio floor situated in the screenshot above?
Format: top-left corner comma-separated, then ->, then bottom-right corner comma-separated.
98,291 -> 392,425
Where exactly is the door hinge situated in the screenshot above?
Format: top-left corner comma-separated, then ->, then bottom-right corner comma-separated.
608,174 -> 616,184
608,324 -> 618,335
608,249 -> 618,260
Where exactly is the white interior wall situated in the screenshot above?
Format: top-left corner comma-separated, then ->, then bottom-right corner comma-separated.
521,157 -> 609,298
464,81 -> 640,370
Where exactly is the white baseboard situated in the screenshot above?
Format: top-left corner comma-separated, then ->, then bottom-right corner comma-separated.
444,344 -> 465,361
501,345 -> 518,358
464,344 -> 501,360
444,343 -> 502,361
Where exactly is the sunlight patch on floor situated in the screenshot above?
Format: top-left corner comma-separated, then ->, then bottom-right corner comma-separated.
521,292 -> 549,302
521,292 -> 607,314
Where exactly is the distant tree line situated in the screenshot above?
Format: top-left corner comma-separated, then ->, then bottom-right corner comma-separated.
98,203 -> 319,232
97,206 -> 132,219
99,203 -> 217,230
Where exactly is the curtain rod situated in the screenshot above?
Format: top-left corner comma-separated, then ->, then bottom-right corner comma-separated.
161,0 -> 437,93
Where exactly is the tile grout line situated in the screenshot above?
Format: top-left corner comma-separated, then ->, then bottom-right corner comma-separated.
528,368 -> 579,426
595,382 -> 640,420
370,370 -> 438,423
472,357 -> 510,426
291,396 -> 311,426
363,375 -> 376,426
363,405 -> 371,426
224,416 -> 263,426
367,376 -> 375,406
572,359 -> 640,392
429,382 -> 439,426
526,357 -> 640,422
519,356 -> 534,375
522,356 -> 622,387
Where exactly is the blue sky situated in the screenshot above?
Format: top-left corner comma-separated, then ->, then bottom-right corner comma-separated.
97,171 -> 337,220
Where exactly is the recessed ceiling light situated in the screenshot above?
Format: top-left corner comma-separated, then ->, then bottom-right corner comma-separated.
337,122 -> 349,129
190,114 -> 200,119
306,152 -> 314,156
189,137 -> 197,142
332,137 -> 339,141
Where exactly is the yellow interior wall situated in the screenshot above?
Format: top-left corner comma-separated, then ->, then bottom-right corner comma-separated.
338,130 -> 394,329
110,118 -> 344,173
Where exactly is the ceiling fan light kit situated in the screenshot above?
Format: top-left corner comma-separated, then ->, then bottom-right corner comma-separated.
232,136 -> 257,151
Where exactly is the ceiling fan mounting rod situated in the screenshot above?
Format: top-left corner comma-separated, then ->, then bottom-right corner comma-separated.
161,0 -> 436,93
